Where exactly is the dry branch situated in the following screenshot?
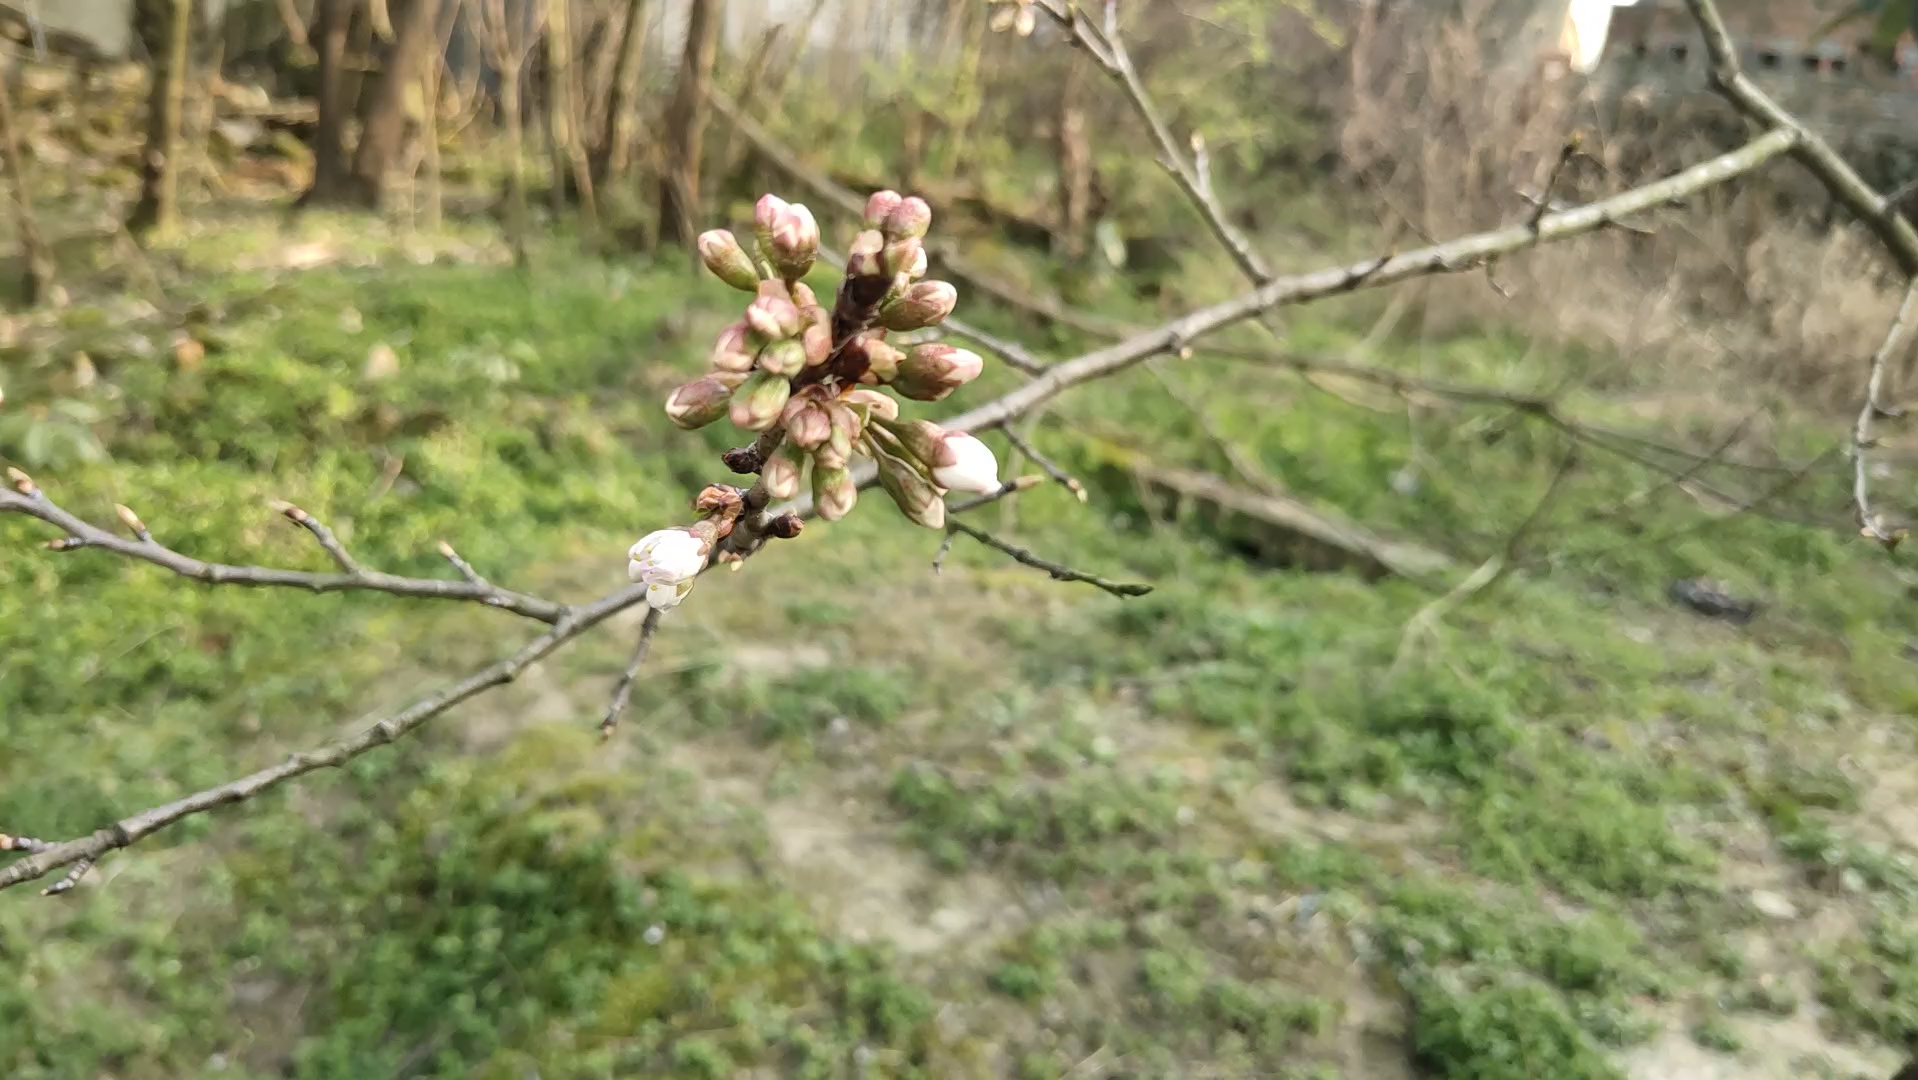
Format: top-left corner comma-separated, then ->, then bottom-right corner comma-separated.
0,477 -> 564,624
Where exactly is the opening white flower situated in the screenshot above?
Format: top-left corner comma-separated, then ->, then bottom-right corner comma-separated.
932,432 -> 1001,494
627,528 -> 709,610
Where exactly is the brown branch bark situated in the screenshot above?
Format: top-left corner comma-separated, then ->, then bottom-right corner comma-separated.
592,0 -> 652,184
303,0 -> 356,204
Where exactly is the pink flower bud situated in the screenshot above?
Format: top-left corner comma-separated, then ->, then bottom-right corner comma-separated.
882,237 -> 923,280
698,230 -> 760,292
864,190 -> 904,230
761,444 -> 802,500
875,445 -> 946,530
767,203 -> 819,280
906,245 -> 929,280
845,230 -> 886,279
729,370 -> 791,432
800,322 -> 833,367
884,196 -> 932,240
754,193 -> 790,235
845,387 -> 900,423
781,395 -> 833,450
816,402 -> 861,470
792,282 -> 820,309
989,5 -> 1017,32
664,375 -> 736,430
757,338 -> 807,377
710,321 -> 756,373
931,431 -> 1000,494
877,280 -> 958,332
893,344 -> 984,401
847,335 -> 904,385
812,463 -> 858,521
745,294 -> 802,341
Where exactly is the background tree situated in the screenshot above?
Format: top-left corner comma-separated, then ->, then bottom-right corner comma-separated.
658,0 -> 721,249
127,0 -> 194,238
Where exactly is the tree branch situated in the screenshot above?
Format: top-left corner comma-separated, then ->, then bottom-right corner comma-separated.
944,518 -> 1151,597
600,607 -> 665,739
1682,0 -> 1918,276
0,473 -> 566,624
1001,425 -> 1087,502
1854,280 -> 1918,545
0,582 -> 652,893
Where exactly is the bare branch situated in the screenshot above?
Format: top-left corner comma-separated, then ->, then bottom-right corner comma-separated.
1041,0 -> 1276,289
1682,0 -> 1918,276
0,583 -> 651,893
600,607 -> 665,740
1001,426 -> 1088,502
0,479 -> 565,624
944,518 -> 1151,598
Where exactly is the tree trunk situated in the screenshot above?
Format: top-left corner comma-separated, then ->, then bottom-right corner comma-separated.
593,0 -> 652,185
658,0 -> 721,250
1056,68 -> 1091,263
420,30 -> 445,230
129,0 -> 193,240
0,62 -> 55,304
304,0 -> 354,202
545,0 -> 596,225
500,65 -> 528,264
346,0 -> 439,208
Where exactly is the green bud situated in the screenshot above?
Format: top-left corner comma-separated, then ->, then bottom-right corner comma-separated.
812,462 -> 858,521
761,444 -> 802,500
757,338 -> 807,377
664,375 -> 736,430
877,280 -> 958,332
698,230 -> 760,292
874,441 -> 946,529
729,370 -> 791,431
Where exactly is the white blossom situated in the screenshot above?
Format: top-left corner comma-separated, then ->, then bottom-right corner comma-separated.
627,528 -> 708,610
932,432 -> 1000,494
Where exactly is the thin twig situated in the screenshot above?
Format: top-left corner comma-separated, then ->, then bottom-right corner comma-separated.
0,478 -> 564,624
600,607 -> 665,739
0,583 -> 651,893
1529,137 -> 1580,232
1392,449 -> 1579,672
1001,425 -> 1087,502
944,519 -> 1150,597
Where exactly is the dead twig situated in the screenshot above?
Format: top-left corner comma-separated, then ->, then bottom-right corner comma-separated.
0,472 -> 564,624
1001,425 -> 1087,502
600,607 -> 665,739
944,518 -> 1151,597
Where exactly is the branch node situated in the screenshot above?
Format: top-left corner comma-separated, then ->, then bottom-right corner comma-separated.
7,466 -> 37,496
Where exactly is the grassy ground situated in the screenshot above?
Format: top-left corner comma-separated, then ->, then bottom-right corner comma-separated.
4,204 -> 1918,1080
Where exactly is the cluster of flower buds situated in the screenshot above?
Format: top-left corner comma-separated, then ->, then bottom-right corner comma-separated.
660,189 -> 998,536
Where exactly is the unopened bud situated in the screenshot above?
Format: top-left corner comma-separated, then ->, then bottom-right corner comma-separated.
893,343 -> 984,401
801,322 -> 833,367
698,230 -> 760,292
816,402 -> 861,470
845,387 -> 900,423
711,321 -> 756,373
745,294 -> 802,341
929,431 -> 1001,494
781,394 -> 833,450
767,513 -> 805,539
882,237 -> 923,279
665,374 -> 737,429
864,190 -> 904,230
906,245 -> 929,280
846,230 -> 886,279
792,282 -> 820,309
114,503 -> 149,539
849,335 -> 905,385
876,446 -> 946,529
768,202 -> 820,281
729,370 -> 792,432
886,418 -> 947,466
884,196 -> 932,240
762,444 -> 803,500
878,280 -> 958,332
757,338 -> 807,377
7,466 -> 36,495
753,193 -> 791,242
812,462 -> 858,521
